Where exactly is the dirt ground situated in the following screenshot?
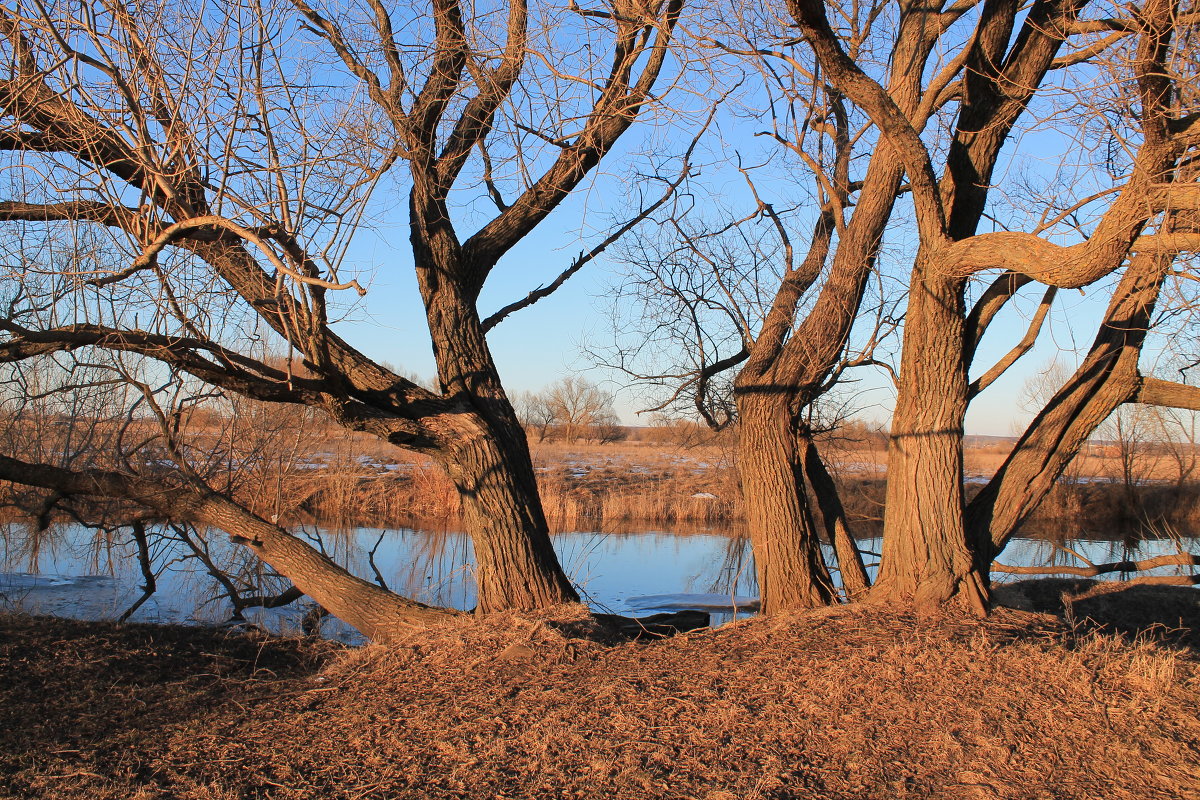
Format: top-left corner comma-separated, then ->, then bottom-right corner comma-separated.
2,587 -> 1199,800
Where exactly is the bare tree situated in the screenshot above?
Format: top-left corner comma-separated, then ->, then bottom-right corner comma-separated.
790,0 -> 1200,610
613,0 -> 1027,610
0,0 -> 686,639
614,0 -> 1199,615
515,389 -> 559,443
535,376 -> 621,443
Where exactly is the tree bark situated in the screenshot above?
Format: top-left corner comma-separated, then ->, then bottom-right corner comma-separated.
735,391 -> 835,613
416,231 -> 580,610
871,267 -> 989,615
205,500 -> 451,640
799,430 -> 871,599
439,410 -> 579,611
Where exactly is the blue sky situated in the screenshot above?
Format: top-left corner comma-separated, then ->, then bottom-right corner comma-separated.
320,126 -> 1144,439
327,184 -> 1119,438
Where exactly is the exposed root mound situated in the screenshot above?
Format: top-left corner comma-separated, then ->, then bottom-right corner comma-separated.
2,606 -> 1199,799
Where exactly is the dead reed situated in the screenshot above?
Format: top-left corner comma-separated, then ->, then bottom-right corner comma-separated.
6,436 -> 1200,537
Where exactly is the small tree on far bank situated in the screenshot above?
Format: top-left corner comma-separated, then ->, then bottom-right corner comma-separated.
521,377 -> 622,444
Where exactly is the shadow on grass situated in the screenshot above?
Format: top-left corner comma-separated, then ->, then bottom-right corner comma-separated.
0,614 -> 336,797
994,579 -> 1200,651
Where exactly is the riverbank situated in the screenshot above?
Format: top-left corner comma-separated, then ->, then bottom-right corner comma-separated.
7,436 -> 1200,538
3,586 -> 1198,799
290,436 -> 1200,533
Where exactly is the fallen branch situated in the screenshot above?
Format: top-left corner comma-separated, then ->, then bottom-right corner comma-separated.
994,551 -> 1200,577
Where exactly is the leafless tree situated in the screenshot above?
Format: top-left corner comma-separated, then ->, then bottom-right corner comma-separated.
612,0 -> 1016,610
0,0 -> 687,639
528,375 -> 621,443
791,0 -> 1200,610
515,389 -> 559,443
613,0 -> 1199,614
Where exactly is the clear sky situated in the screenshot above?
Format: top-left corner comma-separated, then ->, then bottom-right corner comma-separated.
319,131 -> 1145,439
327,188 -> 1115,438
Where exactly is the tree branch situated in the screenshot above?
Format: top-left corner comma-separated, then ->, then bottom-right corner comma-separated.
968,285 -> 1056,398
481,137 -> 696,332
459,0 -> 684,278
786,0 -> 948,245
994,551 -> 1200,577
0,200 -> 144,231
964,271 -> 1034,364
0,452 -> 450,636
0,321 -> 326,404
132,216 -> 366,295
1133,376 -> 1200,411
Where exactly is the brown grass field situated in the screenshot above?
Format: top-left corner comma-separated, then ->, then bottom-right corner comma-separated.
3,431 -> 1199,799
269,433 -> 1200,539
2,585 -> 1199,800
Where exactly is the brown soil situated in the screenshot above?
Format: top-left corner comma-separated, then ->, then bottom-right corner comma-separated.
3,591 -> 1200,800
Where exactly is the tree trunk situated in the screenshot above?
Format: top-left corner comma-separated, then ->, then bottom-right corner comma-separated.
208,503 -> 451,640
798,430 -> 871,599
736,391 -> 835,613
872,270 -> 989,614
440,411 -> 580,612
419,256 -> 579,612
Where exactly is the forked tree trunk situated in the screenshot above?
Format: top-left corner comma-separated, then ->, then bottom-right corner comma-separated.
736,391 -> 835,613
872,271 -> 989,614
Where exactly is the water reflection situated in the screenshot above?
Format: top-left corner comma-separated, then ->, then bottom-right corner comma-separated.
1,522 -> 1195,644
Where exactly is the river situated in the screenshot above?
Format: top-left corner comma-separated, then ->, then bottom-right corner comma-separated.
1,522 -> 1195,643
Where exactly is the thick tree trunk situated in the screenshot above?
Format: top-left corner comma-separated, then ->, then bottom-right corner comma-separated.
736,391 -> 835,613
206,503 -> 451,640
872,271 -> 989,614
440,412 -> 580,612
418,252 -> 579,612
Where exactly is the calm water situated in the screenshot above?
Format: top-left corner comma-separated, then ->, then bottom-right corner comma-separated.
1,523 -> 1195,643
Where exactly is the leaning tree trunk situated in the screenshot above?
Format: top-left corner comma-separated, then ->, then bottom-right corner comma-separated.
0,454 -> 449,641
440,408 -> 580,612
421,268 -> 579,613
872,269 -> 989,614
965,250 -> 1173,559
203,498 -> 452,640
736,389 -> 835,613
798,430 -> 871,599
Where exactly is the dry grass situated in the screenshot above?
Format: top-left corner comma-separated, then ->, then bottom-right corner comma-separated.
282,438 -> 1200,535
535,443 -> 737,528
3,591 -> 1199,800
285,440 -> 741,529
7,430 -> 1199,533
